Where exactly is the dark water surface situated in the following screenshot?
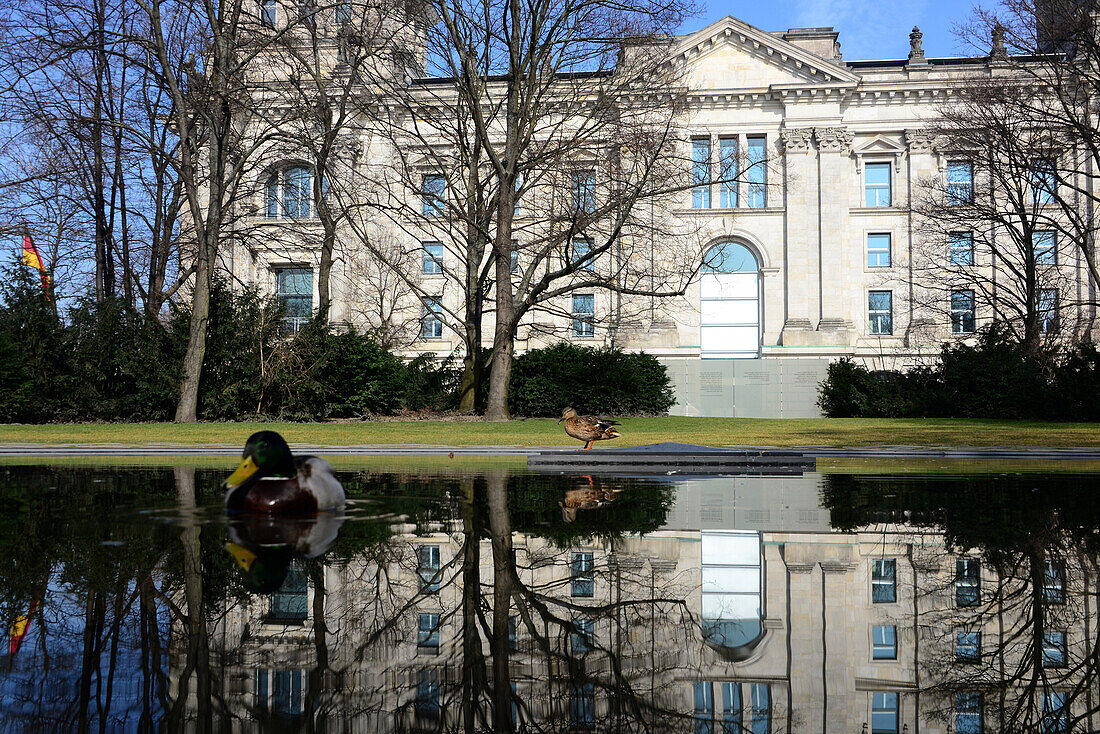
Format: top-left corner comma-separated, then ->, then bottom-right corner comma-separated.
0,463 -> 1098,733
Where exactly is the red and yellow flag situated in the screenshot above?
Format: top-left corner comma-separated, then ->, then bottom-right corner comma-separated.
9,596 -> 39,657
21,235 -> 51,295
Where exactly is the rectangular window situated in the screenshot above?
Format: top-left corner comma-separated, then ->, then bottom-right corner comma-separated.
956,559 -> 980,606
693,681 -> 714,734
510,247 -> 519,274
956,630 -> 981,662
571,551 -> 594,597
872,625 -> 897,660
865,162 -> 892,207
871,692 -> 898,734
283,166 -> 312,218
415,669 -> 440,722
745,136 -> 767,208
956,693 -> 982,734
1042,691 -> 1068,733
417,545 -> 441,592
947,160 -> 973,204
750,684 -> 770,734
261,0 -> 277,27
1032,158 -> 1056,204
867,233 -> 892,267
254,669 -> 269,710
275,267 -> 313,333
1043,559 -> 1065,603
417,612 -> 440,651
1038,289 -> 1059,335
572,238 -> 594,272
1033,230 -> 1057,264
570,682 -> 595,729
268,562 -> 308,623
719,137 -> 738,208
422,242 -> 444,274
869,291 -> 893,335
949,232 -> 974,266
951,290 -> 976,334
571,618 -> 594,654
872,559 -> 897,603
721,682 -> 742,731
572,294 -> 595,338
421,296 -> 443,339
571,170 -> 596,214
508,615 -> 517,652
1043,631 -> 1067,667
335,1 -> 352,23
422,174 -> 445,217
692,139 -> 711,209
272,670 -> 303,716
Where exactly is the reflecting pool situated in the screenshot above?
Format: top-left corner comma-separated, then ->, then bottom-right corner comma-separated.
0,462 -> 1098,732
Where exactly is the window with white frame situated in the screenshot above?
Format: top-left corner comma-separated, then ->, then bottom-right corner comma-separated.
268,561 -> 308,623
947,160 -> 973,204
869,291 -> 892,335
951,290 -> 976,334
700,242 -> 760,357
745,136 -> 767,208
1043,631 -> 1067,667
571,551 -> 594,597
955,693 -> 982,734
719,137 -> 738,207
417,612 -> 440,651
571,170 -> 596,214
692,139 -> 711,209
571,238 -> 594,272
956,630 -> 981,662
1032,158 -> 1056,204
417,545 -> 441,592
956,558 -> 980,606
274,267 -> 313,333
872,625 -> 897,660
572,294 -> 595,338
415,669 -> 440,722
421,296 -> 443,339
254,669 -> 303,716
265,166 -> 313,219
570,618 -> 594,654
422,174 -> 445,217
570,682 -> 595,728
335,0 -> 352,23
949,232 -> 974,265
867,233 -> 891,267
691,682 -> 769,733
865,162 -> 891,206
1043,559 -> 1065,603
871,692 -> 899,734
1042,690 -> 1068,732
422,242 -> 444,274
1033,230 -> 1057,264
872,559 -> 896,603
1038,289 -> 1059,334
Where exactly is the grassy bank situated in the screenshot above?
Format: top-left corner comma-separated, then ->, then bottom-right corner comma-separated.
0,417 -> 1098,448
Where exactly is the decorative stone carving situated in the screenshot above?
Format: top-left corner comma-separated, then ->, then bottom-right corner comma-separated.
991,22 -> 1007,61
780,128 -> 813,153
904,129 -> 935,153
813,127 -> 852,154
908,26 -> 926,64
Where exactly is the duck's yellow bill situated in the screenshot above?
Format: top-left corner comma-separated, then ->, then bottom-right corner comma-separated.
224,456 -> 259,489
225,542 -> 258,571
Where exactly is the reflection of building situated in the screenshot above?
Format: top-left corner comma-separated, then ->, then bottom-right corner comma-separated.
173,474 -> 1093,732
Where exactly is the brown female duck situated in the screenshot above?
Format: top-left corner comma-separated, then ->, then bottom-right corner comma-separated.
558,407 -> 622,450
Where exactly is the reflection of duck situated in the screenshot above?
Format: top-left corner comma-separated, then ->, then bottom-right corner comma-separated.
558,407 -> 622,451
223,431 -> 345,514
560,476 -> 622,522
225,513 -> 344,593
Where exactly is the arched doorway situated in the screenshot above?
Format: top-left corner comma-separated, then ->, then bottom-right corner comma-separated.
700,241 -> 761,358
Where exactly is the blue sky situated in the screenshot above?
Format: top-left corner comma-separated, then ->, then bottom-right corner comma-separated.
685,1 -> 979,61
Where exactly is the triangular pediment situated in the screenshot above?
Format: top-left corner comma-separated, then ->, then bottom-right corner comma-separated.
672,16 -> 860,92
853,135 -> 906,155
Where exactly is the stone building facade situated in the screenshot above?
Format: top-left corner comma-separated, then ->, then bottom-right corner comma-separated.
227,14 -> 1095,417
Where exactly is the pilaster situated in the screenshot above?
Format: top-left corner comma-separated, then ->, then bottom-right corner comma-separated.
815,126 -> 855,341
779,127 -> 819,344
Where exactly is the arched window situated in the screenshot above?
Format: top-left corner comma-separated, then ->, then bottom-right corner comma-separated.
700,241 -> 760,357
701,531 -> 765,659
264,166 -> 314,219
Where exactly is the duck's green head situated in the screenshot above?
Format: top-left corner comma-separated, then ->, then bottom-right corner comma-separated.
223,431 -> 295,490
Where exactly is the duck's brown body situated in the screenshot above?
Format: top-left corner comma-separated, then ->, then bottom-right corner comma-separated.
559,407 -> 622,450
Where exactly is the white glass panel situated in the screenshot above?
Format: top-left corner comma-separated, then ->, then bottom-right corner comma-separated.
702,326 -> 758,353
701,273 -> 757,300
702,594 -> 761,620
701,300 -> 758,326
702,566 -> 761,593
702,532 -> 760,564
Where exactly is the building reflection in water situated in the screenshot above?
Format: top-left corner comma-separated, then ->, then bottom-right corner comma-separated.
0,465 -> 1099,732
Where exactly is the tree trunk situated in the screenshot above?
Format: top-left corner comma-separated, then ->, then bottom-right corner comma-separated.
484,471 -> 514,732
174,235 -> 214,422
459,479 -> 486,732
458,320 -> 482,413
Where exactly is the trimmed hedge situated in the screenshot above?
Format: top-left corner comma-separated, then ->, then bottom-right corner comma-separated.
818,330 -> 1100,420
508,343 -> 675,417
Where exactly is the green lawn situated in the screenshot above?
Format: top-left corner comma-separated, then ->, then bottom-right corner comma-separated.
0,417 -> 1098,448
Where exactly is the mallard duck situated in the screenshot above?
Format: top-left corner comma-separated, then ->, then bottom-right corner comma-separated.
558,407 -> 622,451
225,513 -> 344,593
223,430 -> 345,514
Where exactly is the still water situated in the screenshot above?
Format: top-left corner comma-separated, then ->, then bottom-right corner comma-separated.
0,462 -> 1097,733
